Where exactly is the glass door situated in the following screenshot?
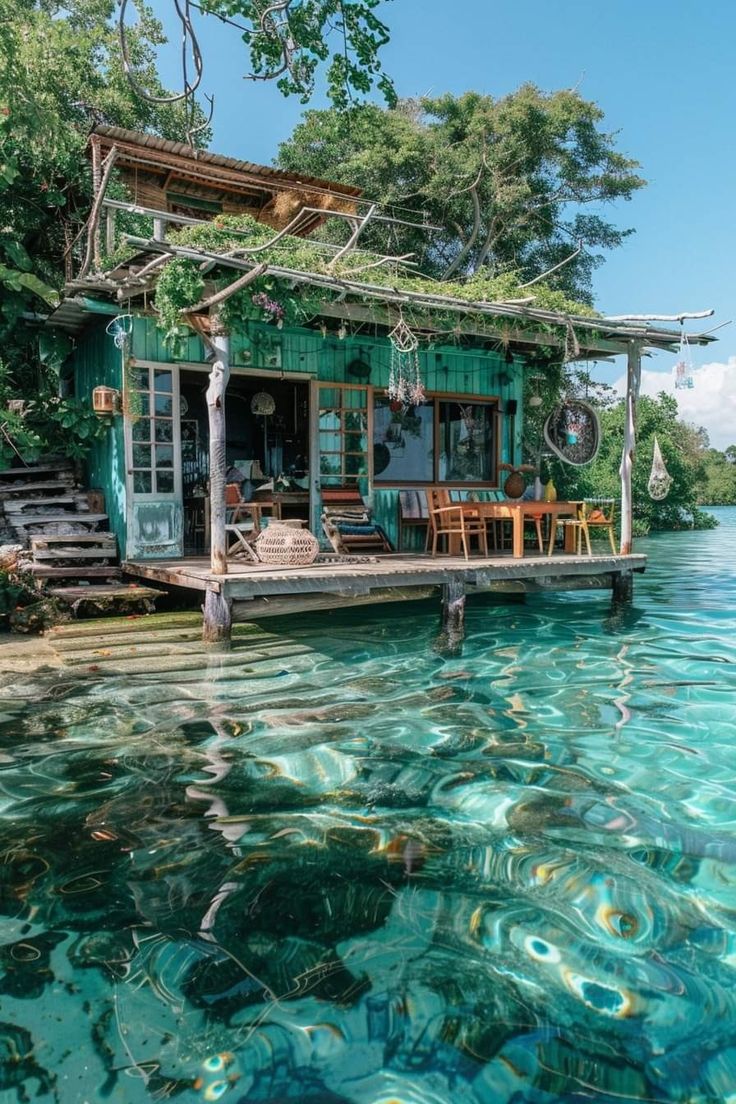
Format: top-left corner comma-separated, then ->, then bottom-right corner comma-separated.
309,383 -> 372,534
124,362 -> 183,559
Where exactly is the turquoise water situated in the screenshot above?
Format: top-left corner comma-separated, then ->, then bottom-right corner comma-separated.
1,510 -> 735,1103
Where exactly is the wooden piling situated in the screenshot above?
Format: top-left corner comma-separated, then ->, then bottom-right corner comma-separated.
203,588 -> 233,644
435,577 -> 466,654
611,570 -> 633,605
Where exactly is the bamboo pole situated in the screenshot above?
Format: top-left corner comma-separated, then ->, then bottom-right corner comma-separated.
619,340 -> 642,556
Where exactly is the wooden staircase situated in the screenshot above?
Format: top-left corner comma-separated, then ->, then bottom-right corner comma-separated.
0,460 -> 165,616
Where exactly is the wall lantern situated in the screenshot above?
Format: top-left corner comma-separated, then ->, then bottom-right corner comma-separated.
92,386 -> 121,415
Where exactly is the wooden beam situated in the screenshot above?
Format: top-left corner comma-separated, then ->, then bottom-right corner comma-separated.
232,585 -> 437,620
619,340 -> 642,556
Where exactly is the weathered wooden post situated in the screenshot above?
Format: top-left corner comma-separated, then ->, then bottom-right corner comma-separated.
434,577 -> 466,654
615,339 -> 642,605
203,311 -> 233,643
619,339 -> 642,556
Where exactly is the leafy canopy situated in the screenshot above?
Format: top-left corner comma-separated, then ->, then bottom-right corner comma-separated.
277,88 -> 646,302
195,0 -> 395,108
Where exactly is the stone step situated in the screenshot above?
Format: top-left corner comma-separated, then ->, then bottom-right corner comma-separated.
47,583 -> 165,610
47,611 -> 203,638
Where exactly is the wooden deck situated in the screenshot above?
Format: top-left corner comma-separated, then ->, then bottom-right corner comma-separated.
123,550 -> 647,619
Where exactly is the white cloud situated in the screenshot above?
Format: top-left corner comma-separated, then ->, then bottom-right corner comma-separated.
613,355 -> 736,450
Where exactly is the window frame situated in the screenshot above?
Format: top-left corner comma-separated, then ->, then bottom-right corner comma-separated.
373,389 -> 502,488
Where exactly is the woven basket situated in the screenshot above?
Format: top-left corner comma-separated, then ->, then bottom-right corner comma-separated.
255,521 -> 319,566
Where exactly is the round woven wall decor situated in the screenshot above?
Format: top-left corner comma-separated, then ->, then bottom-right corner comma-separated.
543,399 -> 600,466
255,522 -> 319,565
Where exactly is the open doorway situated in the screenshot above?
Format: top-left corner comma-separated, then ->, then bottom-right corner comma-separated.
179,370 -> 310,554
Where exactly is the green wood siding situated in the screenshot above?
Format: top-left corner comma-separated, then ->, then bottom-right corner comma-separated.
73,315 -> 527,554
68,321 -> 128,557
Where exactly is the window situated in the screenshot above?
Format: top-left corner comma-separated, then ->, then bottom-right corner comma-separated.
128,366 -> 179,495
318,385 -> 370,488
373,394 -> 498,486
438,401 -> 496,484
373,398 -> 434,483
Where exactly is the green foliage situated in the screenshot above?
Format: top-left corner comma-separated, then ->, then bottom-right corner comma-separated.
699,446 -> 736,505
197,0 -> 395,108
0,0 -> 209,455
550,391 -> 717,532
151,212 -> 595,341
0,360 -> 106,467
277,89 -> 645,302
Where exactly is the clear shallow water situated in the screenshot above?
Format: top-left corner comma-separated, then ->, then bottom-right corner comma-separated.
0,512 -> 735,1103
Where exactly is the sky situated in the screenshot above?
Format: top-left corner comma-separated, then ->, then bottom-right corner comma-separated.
152,0 -> 736,448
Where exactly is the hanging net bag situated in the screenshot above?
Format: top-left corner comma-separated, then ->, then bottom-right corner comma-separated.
648,435 -> 673,500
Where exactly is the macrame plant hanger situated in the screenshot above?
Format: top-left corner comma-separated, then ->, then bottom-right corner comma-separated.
648,435 -> 673,500
388,314 -> 425,405
674,326 -> 694,390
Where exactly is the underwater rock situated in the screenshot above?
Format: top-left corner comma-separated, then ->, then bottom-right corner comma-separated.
0,1021 -> 55,1100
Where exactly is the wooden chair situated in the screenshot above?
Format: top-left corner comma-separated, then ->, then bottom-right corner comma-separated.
428,488 -> 488,560
583,498 -> 617,554
321,487 -> 393,555
546,499 -> 616,557
398,490 -> 430,550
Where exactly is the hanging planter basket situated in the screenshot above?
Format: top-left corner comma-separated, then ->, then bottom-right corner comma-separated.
543,399 -> 600,466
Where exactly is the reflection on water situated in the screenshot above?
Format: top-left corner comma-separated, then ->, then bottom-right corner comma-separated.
0,510 -> 735,1102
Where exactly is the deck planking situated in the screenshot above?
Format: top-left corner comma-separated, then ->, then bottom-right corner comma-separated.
123,551 -> 647,602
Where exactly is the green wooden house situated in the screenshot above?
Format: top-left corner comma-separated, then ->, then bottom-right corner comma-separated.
66,310 -> 525,561
48,127 -> 716,637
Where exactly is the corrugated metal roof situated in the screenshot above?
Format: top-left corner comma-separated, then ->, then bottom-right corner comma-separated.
91,126 -> 362,199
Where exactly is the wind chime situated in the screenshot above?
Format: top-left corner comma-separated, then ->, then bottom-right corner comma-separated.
388,316 -> 425,406
106,313 -> 133,355
674,329 -> 694,390
105,313 -> 133,411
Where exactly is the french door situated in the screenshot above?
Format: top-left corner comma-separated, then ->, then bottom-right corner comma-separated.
309,382 -> 372,534
124,361 -> 183,559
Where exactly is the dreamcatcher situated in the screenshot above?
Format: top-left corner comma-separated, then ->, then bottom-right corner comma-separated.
388,316 -> 425,405
647,435 -> 673,500
674,330 -> 694,390
543,399 -> 601,465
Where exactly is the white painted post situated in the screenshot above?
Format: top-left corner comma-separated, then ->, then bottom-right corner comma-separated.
619,340 -> 642,556
207,316 -> 230,578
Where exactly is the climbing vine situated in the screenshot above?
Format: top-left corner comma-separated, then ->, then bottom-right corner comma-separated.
148,213 -> 599,346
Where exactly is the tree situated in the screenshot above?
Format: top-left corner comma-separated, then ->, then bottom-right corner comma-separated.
0,0 -> 211,387
194,0 -> 395,108
277,88 -> 645,302
551,392 -> 717,532
700,448 -> 736,505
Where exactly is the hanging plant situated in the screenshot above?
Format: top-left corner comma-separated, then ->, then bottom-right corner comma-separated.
154,259 -> 204,345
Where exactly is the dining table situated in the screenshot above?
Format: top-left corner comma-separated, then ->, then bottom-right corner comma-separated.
459,499 -> 582,558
